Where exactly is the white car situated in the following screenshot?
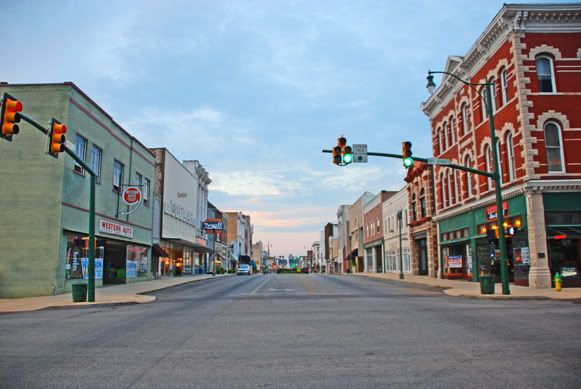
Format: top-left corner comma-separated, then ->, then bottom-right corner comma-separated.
236,264 -> 252,275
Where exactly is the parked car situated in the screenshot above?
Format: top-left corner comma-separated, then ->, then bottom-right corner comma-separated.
236,264 -> 252,275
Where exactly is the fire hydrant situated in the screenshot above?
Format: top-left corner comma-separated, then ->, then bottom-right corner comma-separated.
554,272 -> 562,292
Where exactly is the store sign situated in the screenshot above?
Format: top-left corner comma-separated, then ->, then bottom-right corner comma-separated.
486,202 -> 509,220
447,255 -> 463,269
99,219 -> 134,238
203,219 -> 224,232
122,186 -> 142,205
164,200 -> 196,227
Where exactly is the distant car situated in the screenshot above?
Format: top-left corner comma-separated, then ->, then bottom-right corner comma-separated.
262,268 -> 269,274
237,264 -> 252,275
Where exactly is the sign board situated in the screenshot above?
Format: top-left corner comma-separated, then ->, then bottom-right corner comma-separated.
486,201 -> 509,220
99,219 -> 134,238
427,158 -> 451,166
447,255 -> 463,269
122,186 -> 142,205
203,219 -> 224,232
352,144 -> 368,163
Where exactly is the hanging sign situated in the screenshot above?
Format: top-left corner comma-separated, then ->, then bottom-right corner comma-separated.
122,186 -> 142,205
486,201 -> 509,220
203,218 -> 224,233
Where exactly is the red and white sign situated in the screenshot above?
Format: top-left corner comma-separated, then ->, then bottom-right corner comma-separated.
486,201 -> 509,220
447,255 -> 463,269
99,219 -> 134,238
122,186 -> 142,205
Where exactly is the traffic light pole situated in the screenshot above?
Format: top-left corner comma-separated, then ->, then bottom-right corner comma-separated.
17,112 -> 98,302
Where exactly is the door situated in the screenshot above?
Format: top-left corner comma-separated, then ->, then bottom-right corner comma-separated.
418,239 -> 428,275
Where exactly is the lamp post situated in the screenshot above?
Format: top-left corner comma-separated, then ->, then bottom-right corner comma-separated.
397,210 -> 404,280
426,70 -> 510,295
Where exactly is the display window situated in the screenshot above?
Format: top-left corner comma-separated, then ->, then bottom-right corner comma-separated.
65,234 -> 104,281
548,237 -> 581,285
126,245 -> 149,278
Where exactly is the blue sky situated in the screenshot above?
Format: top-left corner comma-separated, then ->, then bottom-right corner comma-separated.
0,0 -> 557,256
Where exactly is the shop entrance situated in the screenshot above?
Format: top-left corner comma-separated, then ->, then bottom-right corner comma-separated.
417,239 -> 428,275
104,241 -> 127,284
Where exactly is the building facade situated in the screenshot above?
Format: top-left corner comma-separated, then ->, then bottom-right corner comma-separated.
0,82 -> 154,297
207,202 -> 231,272
363,191 -> 396,273
421,3 -> 581,288
337,205 -> 350,274
348,192 -> 374,272
383,187 -> 411,274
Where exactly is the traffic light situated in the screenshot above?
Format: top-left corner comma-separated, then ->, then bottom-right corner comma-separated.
332,145 -> 342,165
48,118 -> 67,158
0,93 -> 23,142
402,141 -> 413,168
343,145 -> 353,165
332,136 -> 353,166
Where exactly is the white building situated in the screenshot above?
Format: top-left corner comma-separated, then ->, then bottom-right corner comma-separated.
382,187 -> 410,274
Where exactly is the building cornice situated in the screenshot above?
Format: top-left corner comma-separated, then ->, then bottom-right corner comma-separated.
421,3 -> 581,119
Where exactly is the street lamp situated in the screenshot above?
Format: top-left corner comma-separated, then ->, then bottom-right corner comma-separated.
426,70 -> 510,295
397,210 -> 404,280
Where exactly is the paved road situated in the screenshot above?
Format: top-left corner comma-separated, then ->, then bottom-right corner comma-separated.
1,274 -> 580,388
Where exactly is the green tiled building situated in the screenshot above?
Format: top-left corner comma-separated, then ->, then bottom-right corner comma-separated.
0,83 -> 154,297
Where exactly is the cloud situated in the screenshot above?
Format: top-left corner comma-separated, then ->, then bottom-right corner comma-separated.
211,170 -> 303,197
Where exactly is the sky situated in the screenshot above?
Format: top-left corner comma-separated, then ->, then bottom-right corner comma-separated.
0,0 -> 560,257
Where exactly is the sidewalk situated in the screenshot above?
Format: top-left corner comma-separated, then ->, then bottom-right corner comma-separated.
0,274 -> 231,314
352,272 -> 581,300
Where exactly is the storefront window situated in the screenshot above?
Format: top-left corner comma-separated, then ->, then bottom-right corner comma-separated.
548,238 -> 580,281
126,245 -> 148,278
65,235 -> 104,281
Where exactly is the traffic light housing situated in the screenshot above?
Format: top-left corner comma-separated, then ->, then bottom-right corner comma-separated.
0,93 -> 23,142
402,141 -> 413,168
332,145 -> 342,165
48,118 -> 67,158
343,145 -> 353,165
332,136 -> 353,166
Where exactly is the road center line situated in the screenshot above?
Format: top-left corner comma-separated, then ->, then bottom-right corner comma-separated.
250,276 -> 271,295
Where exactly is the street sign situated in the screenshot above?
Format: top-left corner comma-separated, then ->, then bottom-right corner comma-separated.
427,158 -> 451,166
122,186 -> 142,205
352,144 -> 368,163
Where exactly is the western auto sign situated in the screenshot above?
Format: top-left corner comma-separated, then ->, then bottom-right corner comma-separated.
202,219 -> 224,233
99,219 -> 134,238
486,201 -> 508,220
122,186 -> 142,205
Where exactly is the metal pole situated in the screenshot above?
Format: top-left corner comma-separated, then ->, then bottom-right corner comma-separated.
88,174 -> 96,302
398,210 -> 404,280
486,82 -> 510,295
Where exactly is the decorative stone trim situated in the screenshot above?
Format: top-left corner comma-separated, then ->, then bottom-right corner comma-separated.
527,44 -> 562,60
486,58 -> 511,80
535,110 -> 571,130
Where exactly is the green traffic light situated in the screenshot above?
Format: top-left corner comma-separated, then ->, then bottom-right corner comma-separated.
403,157 -> 414,168
343,153 -> 353,164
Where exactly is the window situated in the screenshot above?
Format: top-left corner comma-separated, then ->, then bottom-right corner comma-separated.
500,67 -> 508,105
496,139 -> 503,184
74,134 -> 87,174
484,144 -> 492,190
506,133 -> 516,181
144,178 -> 150,206
420,189 -> 426,218
450,116 -> 456,144
461,103 -> 469,137
536,56 -> 556,93
404,209 -> 408,225
90,145 -> 102,182
438,127 -> 443,154
489,77 -> 497,113
113,160 -> 124,192
443,122 -> 449,150
453,170 -> 459,203
464,155 -> 473,198
544,121 -> 565,173
447,170 -> 453,205
412,194 -> 417,221
135,172 -> 143,189
480,87 -> 487,122
440,172 -> 446,209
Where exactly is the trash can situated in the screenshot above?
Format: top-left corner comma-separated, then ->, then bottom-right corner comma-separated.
479,275 -> 495,295
72,283 -> 88,302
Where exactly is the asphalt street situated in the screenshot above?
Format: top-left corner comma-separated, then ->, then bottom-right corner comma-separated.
1,274 -> 580,388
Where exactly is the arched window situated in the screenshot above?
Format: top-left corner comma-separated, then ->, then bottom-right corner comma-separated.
500,67 -> 508,105
536,55 -> 556,93
544,121 -> 565,173
453,170 -> 459,203
480,86 -> 487,122
484,144 -> 492,190
411,193 -> 417,221
420,188 -> 426,218
443,121 -> 449,150
446,170 -> 453,205
437,127 -> 443,154
450,116 -> 456,145
496,139 -> 503,184
464,155 -> 473,198
506,132 -> 516,181
461,103 -> 469,136
440,172 -> 446,209
489,77 -> 497,113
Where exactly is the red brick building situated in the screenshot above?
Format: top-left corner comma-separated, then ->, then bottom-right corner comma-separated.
421,3 -> 581,288
363,191 -> 396,272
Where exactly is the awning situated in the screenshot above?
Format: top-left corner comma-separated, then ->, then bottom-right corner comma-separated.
547,225 -> 581,239
152,244 -> 168,257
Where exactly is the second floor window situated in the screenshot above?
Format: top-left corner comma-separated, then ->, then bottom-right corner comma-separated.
144,178 -> 150,206
91,145 -> 102,182
506,133 -> 516,181
74,134 -> 87,174
544,121 -> 564,173
113,160 -> 124,192
500,67 -> 509,105
450,116 -> 456,144
420,189 -> 426,218
461,103 -> 469,136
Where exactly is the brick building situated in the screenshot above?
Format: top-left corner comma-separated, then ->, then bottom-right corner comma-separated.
421,3 -> 581,288
363,191 -> 396,273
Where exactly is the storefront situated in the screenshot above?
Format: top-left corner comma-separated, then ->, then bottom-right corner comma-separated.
160,240 -> 195,276
438,194 -> 529,284
544,193 -> 581,287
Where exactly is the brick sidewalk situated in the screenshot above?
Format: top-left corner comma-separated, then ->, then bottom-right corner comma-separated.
351,272 -> 581,300
0,274 -> 232,313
